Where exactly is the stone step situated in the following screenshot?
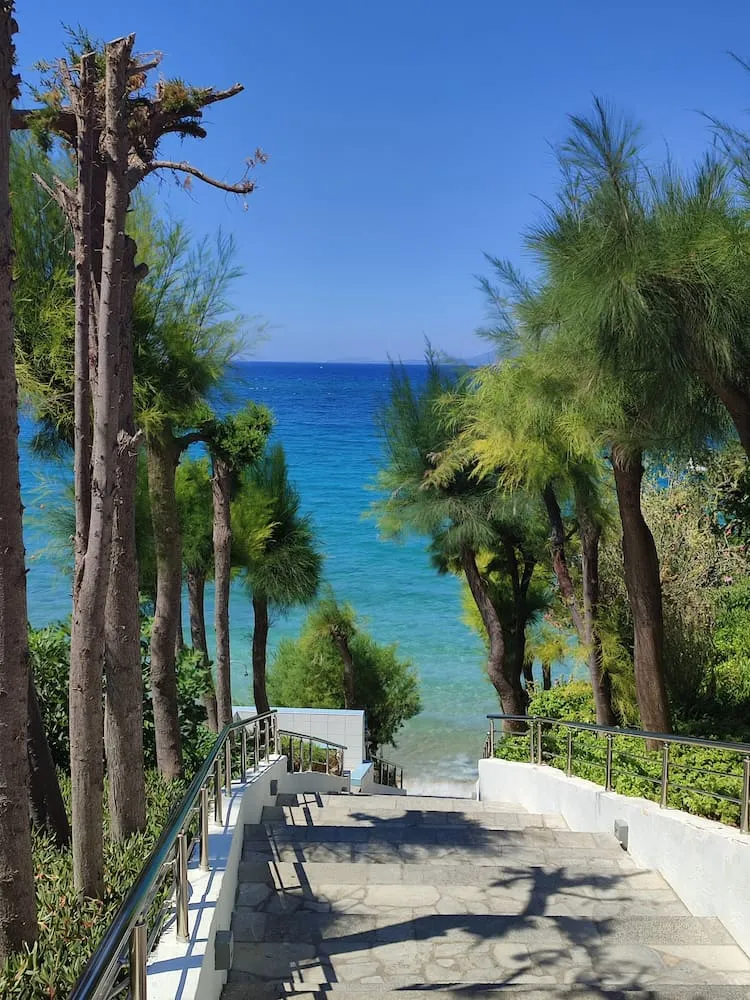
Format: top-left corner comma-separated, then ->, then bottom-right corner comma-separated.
261,805 -> 567,830
238,858 -> 655,889
235,873 -> 689,919
230,911 -> 732,947
224,936 -> 750,988
276,793 -> 519,814
221,986 -> 750,1000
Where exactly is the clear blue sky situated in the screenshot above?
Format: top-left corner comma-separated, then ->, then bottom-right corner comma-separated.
17,1 -> 750,361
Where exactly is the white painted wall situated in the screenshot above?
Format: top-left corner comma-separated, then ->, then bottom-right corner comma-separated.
146,755 -> 287,1000
479,758 -> 750,955
279,770 -> 351,795
234,706 -> 365,772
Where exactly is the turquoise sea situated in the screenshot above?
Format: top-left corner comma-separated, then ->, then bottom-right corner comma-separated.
20,361 -> 505,792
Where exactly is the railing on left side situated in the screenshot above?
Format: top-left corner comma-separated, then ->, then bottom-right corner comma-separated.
70,712 -> 351,1000
279,727 -> 346,776
484,713 -> 750,834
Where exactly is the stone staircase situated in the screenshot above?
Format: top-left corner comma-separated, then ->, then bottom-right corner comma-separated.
221,791 -> 750,998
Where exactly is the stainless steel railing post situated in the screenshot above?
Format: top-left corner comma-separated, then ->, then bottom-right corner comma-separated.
309,737 -> 313,772
129,917 -> 148,1000
224,739 -> 232,796
536,719 -> 543,765
566,729 -> 573,777
660,742 -> 670,809
214,759 -> 223,824
489,718 -> 495,757
176,832 -> 189,941
605,732 -> 614,792
240,727 -> 248,781
200,786 -> 210,870
254,723 -> 260,772
742,757 -> 750,834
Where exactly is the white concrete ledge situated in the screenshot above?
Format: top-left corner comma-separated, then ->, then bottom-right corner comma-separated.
478,758 -> 750,955
146,756 -> 287,1000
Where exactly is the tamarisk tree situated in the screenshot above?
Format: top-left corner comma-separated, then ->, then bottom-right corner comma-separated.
20,32 -> 263,895
0,1 -> 38,961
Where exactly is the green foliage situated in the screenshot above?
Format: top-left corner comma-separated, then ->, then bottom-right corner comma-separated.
268,597 -> 421,752
207,403 -> 273,474
176,457 -> 214,577
233,444 -> 322,608
29,622 -> 214,776
495,680 -> 747,826
0,773 -> 185,1000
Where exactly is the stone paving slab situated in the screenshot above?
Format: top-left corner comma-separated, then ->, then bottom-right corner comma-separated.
227,939 -> 750,987
220,985 -> 750,999
249,824 -> 611,849
262,806 -> 568,829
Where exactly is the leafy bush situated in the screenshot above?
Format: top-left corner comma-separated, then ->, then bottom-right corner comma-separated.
0,772 -> 186,1000
268,597 -> 421,752
494,680 -> 747,826
29,621 -> 215,776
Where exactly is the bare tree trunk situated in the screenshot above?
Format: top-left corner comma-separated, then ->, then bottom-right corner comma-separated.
69,36 -> 133,896
0,5 -> 37,957
27,674 -> 70,847
461,549 -> 525,730
187,569 -> 217,731
212,459 -> 233,729
542,661 -> 552,690
104,235 -> 146,840
577,502 -> 617,727
703,374 -> 750,460
147,434 -> 183,779
612,449 -> 671,735
542,485 -> 586,637
175,599 -> 185,660
252,594 -> 271,715
332,632 -> 356,710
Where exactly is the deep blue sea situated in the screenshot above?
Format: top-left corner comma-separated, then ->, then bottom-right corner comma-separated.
20,362 -> 503,791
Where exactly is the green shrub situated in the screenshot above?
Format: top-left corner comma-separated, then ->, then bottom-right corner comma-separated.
494,679 -> 747,827
0,772 -> 186,1000
29,621 -> 215,776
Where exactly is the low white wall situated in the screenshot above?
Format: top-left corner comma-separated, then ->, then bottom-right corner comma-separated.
146,755 -> 287,1000
279,770 -> 351,795
234,706 -> 365,773
478,758 -> 750,955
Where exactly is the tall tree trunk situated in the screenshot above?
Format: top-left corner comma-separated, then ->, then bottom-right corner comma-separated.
703,374 -> 750,460
187,569 -> 217,731
612,449 -> 671,735
147,434 -> 183,779
542,661 -> 552,690
333,632 -> 356,710
175,599 -> 185,660
212,459 -> 233,729
69,35 -> 133,898
577,501 -> 617,727
104,235 -> 146,840
542,485 -> 586,637
461,548 -> 525,730
0,5 -> 37,957
252,594 -> 271,715
27,674 -> 70,848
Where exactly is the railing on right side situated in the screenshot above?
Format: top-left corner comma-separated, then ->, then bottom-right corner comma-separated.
371,755 -> 404,789
484,714 -> 750,834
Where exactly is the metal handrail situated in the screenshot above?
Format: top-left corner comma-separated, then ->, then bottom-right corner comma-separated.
71,710 -> 279,1000
371,754 -> 404,789
484,713 -> 750,834
278,728 -> 347,776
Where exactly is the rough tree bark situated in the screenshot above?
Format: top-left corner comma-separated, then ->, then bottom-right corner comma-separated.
703,374 -> 750,460
332,630 -> 356,710
542,484 -> 616,725
27,674 -> 70,847
147,433 -> 183,779
69,35 -> 133,896
104,234 -> 146,839
0,2 -> 37,959
612,449 -> 671,735
577,501 -> 617,727
251,594 -> 271,715
187,568 -> 218,731
461,548 -> 525,730
212,458 -> 233,729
